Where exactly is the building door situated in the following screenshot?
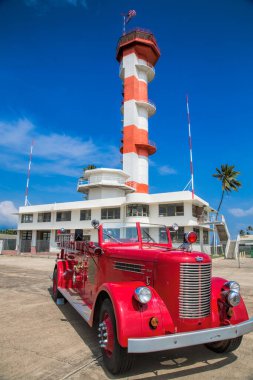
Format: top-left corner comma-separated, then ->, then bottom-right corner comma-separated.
75,229 -> 83,241
36,231 -> 50,252
20,231 -> 32,253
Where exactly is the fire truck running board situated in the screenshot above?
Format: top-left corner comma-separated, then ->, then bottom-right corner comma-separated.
58,287 -> 91,323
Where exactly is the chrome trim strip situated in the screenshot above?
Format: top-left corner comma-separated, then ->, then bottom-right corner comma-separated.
128,317 -> 253,353
58,287 -> 91,322
114,261 -> 145,274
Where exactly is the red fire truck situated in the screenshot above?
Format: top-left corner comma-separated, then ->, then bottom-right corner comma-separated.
52,221 -> 253,374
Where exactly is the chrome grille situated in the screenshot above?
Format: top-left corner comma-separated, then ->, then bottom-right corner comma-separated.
179,263 -> 211,319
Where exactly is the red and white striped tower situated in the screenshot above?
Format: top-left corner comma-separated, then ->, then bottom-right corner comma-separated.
116,29 -> 160,193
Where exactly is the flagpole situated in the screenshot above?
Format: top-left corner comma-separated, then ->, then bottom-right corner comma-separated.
25,140 -> 34,207
186,95 -> 195,200
123,15 -> 126,35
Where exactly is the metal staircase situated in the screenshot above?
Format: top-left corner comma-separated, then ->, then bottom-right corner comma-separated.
226,240 -> 237,259
215,215 -> 231,257
198,212 -> 230,257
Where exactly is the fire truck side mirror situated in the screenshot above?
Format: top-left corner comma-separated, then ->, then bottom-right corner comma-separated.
171,223 -> 179,231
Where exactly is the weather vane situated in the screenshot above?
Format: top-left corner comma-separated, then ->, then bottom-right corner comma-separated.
122,9 -> 136,35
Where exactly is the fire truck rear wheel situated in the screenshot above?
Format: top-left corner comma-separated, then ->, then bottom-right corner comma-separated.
99,299 -> 134,374
205,336 -> 243,353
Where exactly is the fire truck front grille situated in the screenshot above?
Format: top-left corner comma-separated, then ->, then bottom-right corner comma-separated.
179,263 -> 211,319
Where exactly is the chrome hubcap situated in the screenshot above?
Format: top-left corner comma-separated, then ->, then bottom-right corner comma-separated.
98,321 -> 108,348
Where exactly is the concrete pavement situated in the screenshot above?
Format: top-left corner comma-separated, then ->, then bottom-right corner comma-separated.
0,255 -> 252,380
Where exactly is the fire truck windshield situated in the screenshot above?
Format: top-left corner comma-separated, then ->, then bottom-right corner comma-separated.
101,222 -> 170,245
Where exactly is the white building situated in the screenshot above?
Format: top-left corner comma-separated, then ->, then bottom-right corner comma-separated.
17,168 -> 226,254
17,29 -> 229,255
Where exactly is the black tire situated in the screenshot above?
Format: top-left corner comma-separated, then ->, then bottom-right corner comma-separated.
98,299 -> 134,374
205,336 -> 243,353
52,268 -> 62,302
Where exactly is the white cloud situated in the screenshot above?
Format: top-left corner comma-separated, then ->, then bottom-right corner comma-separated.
0,201 -> 18,228
158,165 -> 177,176
0,118 -> 120,178
229,207 -> 253,217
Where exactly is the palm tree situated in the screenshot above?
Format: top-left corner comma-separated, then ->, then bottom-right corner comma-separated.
83,164 -> 97,172
239,229 -> 246,236
213,164 -> 241,220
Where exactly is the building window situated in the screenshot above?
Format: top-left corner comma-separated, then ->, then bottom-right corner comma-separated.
193,227 -> 200,242
126,227 -> 138,241
55,229 -> 71,242
203,230 -> 209,244
192,205 -> 206,219
126,204 -> 149,217
38,212 -> 51,223
170,227 -> 185,242
56,211 -> 71,222
101,208 -> 120,220
21,231 -> 32,240
103,228 -> 120,241
159,227 -> 168,243
37,231 -> 51,240
21,214 -> 33,223
159,203 -> 184,217
80,209 -> 91,221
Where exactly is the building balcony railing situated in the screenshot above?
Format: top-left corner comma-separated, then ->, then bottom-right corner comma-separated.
136,59 -> 155,82
121,99 -> 156,117
116,28 -> 160,54
135,140 -> 157,155
119,59 -> 155,82
136,99 -> 156,117
78,176 -> 127,186
197,212 -> 222,224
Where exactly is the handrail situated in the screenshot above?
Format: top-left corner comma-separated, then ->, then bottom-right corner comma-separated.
148,140 -> 156,148
117,28 -> 159,49
78,176 -> 127,186
136,99 -> 156,108
119,59 -> 155,76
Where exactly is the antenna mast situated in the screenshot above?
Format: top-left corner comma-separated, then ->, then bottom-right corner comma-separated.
24,140 -> 34,206
184,95 -> 195,199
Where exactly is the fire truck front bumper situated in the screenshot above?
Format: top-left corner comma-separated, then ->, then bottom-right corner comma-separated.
128,317 -> 253,353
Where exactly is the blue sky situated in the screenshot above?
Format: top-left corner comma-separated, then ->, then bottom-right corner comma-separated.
0,0 -> 253,238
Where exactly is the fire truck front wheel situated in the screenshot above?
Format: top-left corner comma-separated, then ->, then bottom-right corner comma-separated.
98,299 -> 134,374
205,336 -> 243,353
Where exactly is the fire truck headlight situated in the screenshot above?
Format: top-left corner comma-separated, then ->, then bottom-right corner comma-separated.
227,291 -> 241,307
134,287 -> 152,304
225,281 -> 240,293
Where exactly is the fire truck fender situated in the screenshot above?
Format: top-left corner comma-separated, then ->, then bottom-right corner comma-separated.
92,282 -> 175,347
54,260 -> 67,287
211,277 -> 249,326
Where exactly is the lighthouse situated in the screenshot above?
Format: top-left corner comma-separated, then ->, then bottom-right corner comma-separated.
116,29 -> 160,193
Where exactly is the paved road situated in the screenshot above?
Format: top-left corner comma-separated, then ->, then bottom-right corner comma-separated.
0,255 -> 252,380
